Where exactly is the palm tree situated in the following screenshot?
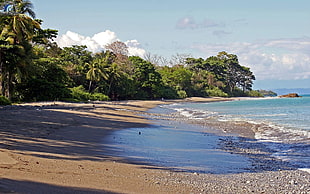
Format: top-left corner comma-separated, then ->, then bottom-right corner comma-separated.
86,57 -> 108,93
1,0 -> 40,44
11,0 -> 36,18
107,62 -> 122,98
0,0 -> 40,99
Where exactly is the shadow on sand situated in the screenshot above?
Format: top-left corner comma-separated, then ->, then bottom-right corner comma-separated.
0,178 -> 117,194
0,104 -> 147,161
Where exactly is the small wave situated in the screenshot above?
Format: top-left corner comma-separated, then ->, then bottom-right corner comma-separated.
173,108 -> 217,119
299,168 -> 310,174
170,105 -> 310,142
254,122 -> 310,143
250,113 -> 288,117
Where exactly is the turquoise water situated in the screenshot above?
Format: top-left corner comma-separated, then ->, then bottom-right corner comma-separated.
168,95 -> 310,169
185,95 -> 310,132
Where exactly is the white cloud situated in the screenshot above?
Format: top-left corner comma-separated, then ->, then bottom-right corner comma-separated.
56,30 -> 146,57
125,40 -> 146,57
92,31 -> 118,46
191,37 -> 310,80
263,38 -> 310,57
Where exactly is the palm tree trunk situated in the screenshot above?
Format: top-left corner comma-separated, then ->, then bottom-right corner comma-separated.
0,51 -> 3,96
108,77 -> 114,97
3,71 -> 11,100
2,71 -> 10,99
8,70 -> 14,100
88,80 -> 92,93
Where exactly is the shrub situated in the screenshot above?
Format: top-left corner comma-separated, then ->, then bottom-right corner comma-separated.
89,93 -> 110,101
257,90 -> 277,97
177,90 -> 188,99
0,96 -> 11,105
70,86 -> 91,101
70,86 -> 110,101
206,87 -> 228,97
16,78 -> 71,102
246,90 -> 264,97
230,88 -> 246,97
158,86 -> 178,99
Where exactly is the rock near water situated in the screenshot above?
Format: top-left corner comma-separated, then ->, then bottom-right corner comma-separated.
279,93 -> 301,98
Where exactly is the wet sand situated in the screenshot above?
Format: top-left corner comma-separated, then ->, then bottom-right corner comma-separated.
1,98 -> 310,193
102,117 -> 253,174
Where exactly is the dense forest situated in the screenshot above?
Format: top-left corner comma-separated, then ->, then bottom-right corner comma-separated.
0,0 -> 262,105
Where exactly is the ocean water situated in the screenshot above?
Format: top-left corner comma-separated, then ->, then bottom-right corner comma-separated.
102,96 -> 310,174
166,95 -> 310,170
102,119 -> 252,174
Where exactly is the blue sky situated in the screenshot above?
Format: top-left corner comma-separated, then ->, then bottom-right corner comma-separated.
31,0 -> 310,90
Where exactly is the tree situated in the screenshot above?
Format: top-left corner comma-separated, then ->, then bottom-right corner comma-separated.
169,53 -> 192,66
158,65 -> 192,97
186,57 -> 223,96
238,66 -> 255,92
6,0 -> 36,18
106,63 -> 121,98
86,56 -> 108,93
0,37 -> 12,97
59,45 -> 92,87
0,0 -> 41,99
144,52 -> 168,66
216,51 -> 255,94
105,41 -> 128,56
1,0 -> 40,44
129,56 -> 162,99
217,51 -> 241,94
16,57 -> 71,101
32,19 -> 58,45
186,51 -> 256,97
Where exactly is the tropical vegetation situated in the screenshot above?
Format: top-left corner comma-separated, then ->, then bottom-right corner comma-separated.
0,0 -> 261,104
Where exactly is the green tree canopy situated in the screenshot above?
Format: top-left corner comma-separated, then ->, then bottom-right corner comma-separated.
0,0 -> 41,99
186,51 -> 256,97
129,56 -> 162,99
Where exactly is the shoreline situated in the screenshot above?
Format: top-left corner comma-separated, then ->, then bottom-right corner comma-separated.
137,101 -> 303,173
1,98 -> 310,193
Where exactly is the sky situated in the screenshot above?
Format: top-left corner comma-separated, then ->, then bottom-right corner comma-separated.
31,0 -> 310,90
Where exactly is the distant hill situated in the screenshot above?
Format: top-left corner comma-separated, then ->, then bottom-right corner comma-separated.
272,88 -> 310,95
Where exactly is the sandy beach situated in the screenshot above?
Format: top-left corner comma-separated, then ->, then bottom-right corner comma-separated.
1,98 -> 310,194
